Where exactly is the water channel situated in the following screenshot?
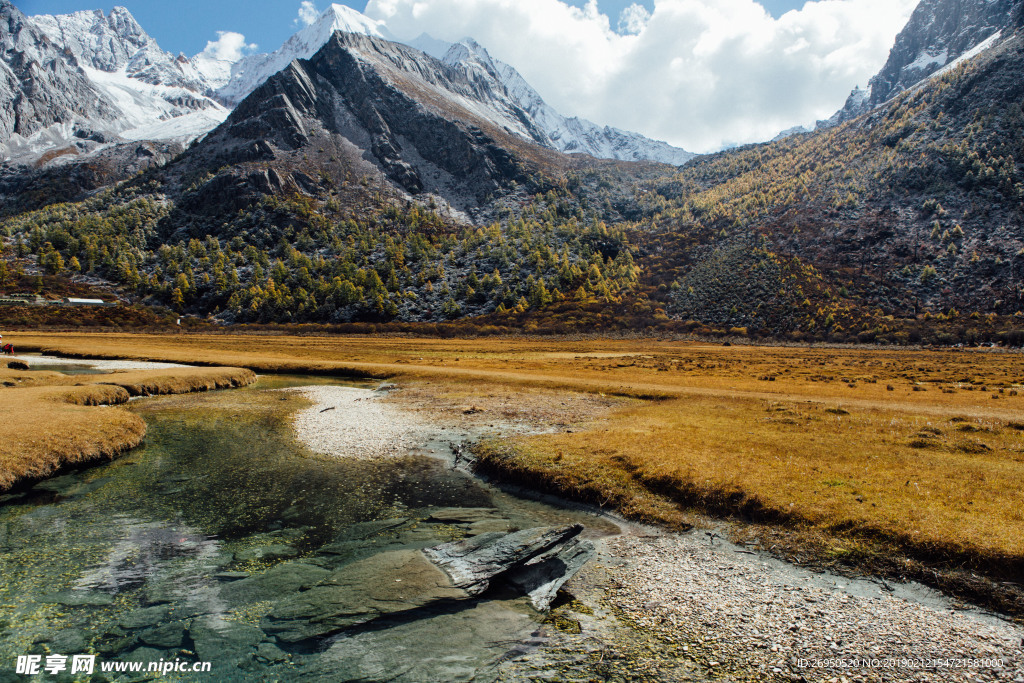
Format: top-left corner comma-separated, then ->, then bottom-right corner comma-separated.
0,368 -> 617,682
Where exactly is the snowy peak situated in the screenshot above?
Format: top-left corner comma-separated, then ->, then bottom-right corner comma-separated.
216,3 -> 390,106
310,3 -> 390,42
822,0 -> 1020,128
31,6 -> 150,73
440,38 -> 694,165
1,0 -> 121,157
32,6 -> 211,92
24,5 -> 228,150
215,4 -> 692,164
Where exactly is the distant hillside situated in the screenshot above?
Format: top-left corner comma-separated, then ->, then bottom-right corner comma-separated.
632,27 -> 1024,340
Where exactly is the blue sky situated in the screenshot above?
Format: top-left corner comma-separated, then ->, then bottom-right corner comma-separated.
16,0 -> 807,57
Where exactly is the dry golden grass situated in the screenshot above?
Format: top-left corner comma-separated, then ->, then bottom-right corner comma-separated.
477,395 -> 1024,566
0,364 -> 256,490
6,331 -> 1024,574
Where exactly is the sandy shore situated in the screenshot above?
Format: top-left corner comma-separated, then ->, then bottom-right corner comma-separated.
285,385 -> 436,459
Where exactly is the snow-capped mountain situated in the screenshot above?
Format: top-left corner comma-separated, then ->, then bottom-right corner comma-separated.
820,0 -> 1019,128
29,6 -> 228,145
3,2 -> 691,166
215,4 -> 693,165
439,39 -> 694,165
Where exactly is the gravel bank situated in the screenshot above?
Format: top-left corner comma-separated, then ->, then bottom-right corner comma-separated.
286,386 -> 435,459
605,532 -> 1024,682
496,529 -> 1023,681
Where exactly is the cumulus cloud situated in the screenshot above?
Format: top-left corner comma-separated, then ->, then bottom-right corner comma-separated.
618,4 -> 650,36
297,1 -> 320,27
200,31 -> 257,62
365,0 -> 918,152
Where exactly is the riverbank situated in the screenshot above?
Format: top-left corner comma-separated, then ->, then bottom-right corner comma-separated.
0,358 -> 256,490
4,332 -> 1023,621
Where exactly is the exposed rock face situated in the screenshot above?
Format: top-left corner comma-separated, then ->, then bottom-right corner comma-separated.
423,524 -> 585,595
822,0 -> 1021,128
191,32 -> 563,208
216,3 -> 694,165
0,0 -> 120,155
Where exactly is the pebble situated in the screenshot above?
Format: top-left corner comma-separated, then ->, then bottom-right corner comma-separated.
606,534 -> 1024,682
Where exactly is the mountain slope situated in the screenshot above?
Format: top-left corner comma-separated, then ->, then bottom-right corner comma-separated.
635,24 -> 1024,336
823,0 -> 1020,127
440,39 -> 695,166
216,4 -> 390,107
178,30 -> 568,220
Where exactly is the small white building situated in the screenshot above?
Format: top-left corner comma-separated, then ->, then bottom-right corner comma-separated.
63,298 -> 113,307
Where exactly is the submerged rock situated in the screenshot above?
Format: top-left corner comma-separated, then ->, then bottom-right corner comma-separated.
42,590 -> 114,606
189,615 -> 264,662
263,550 -> 465,643
262,524 -> 594,645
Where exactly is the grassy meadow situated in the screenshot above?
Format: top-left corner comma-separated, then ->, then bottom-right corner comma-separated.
5,332 -> 1024,596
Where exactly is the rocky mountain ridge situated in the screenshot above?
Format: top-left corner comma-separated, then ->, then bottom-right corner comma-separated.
822,0 -> 1021,128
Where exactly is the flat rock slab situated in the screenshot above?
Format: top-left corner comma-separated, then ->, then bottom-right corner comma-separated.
189,615 -> 264,662
219,561 -> 330,604
263,525 -> 595,646
301,599 -> 538,682
262,550 -> 467,643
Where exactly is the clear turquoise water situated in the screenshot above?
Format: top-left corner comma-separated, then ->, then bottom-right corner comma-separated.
0,376 -> 607,681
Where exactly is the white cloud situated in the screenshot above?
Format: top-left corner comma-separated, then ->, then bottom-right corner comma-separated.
200,31 -> 257,62
297,1 -> 320,27
365,0 -> 918,152
618,3 -> 650,35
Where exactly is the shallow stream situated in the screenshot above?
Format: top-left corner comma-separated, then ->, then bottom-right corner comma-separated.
0,372 -> 616,682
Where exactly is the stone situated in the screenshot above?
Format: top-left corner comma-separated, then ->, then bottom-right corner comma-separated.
39,629 -> 87,653
262,550 -> 467,643
334,518 -> 411,541
233,544 -> 298,563
219,562 -> 330,604
424,524 -> 585,596
254,642 -> 289,663
262,525 -> 594,644
503,537 -> 597,610
188,615 -> 263,662
43,590 -> 114,606
139,621 -> 186,649
119,606 -> 170,629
